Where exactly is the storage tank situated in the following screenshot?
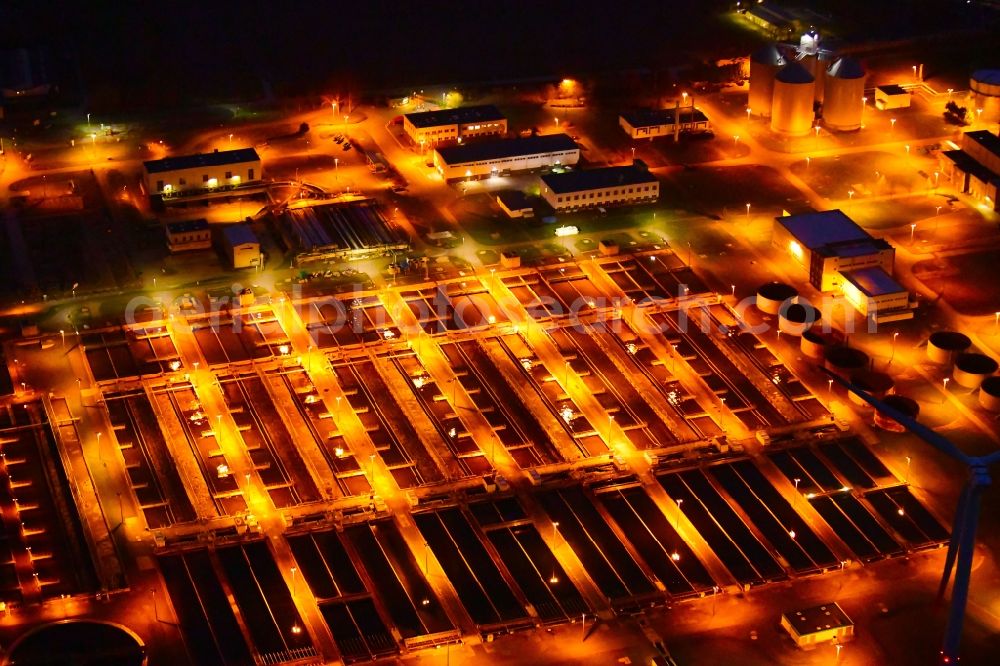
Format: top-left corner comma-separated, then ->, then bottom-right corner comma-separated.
771,62 -> 816,136
798,31 -> 826,103
824,57 -> 866,131
970,70 -> 1000,125
927,331 -> 971,364
874,395 -> 920,432
778,302 -> 820,336
749,44 -> 785,118
953,353 -> 998,389
825,346 -> 869,379
848,370 -> 894,407
756,281 -> 797,315
980,376 -> 1000,412
800,329 -> 829,359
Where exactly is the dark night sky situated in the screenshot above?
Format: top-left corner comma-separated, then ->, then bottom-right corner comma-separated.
0,0 -> 994,108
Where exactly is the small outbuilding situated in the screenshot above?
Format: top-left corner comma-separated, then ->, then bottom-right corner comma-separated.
781,602 -> 854,649
222,224 -> 261,269
496,191 -> 534,218
874,84 -> 910,110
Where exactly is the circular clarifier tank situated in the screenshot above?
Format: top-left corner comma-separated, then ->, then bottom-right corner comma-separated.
756,281 -> 798,315
979,376 -> 1000,412
7,621 -> 146,666
953,352 -> 999,389
800,329 -> 829,359
825,346 -> 869,378
778,302 -> 820,336
927,331 -> 971,364
874,394 -> 920,432
848,370 -> 895,406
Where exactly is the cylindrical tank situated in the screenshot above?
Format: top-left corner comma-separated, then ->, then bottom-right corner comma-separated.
874,395 -> 920,432
824,57 -> 866,131
848,370 -> 894,406
980,376 -> 1000,412
927,331 -> 972,364
800,54 -> 828,103
800,329 -> 829,359
952,353 -> 998,389
749,44 -> 785,118
778,302 -> 820,336
771,62 -> 816,136
970,70 -> 1000,125
756,281 -> 797,315
825,346 -> 869,379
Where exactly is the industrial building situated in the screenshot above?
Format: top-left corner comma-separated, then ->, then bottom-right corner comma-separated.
970,69 -> 1000,125
618,107 -> 711,139
748,44 -> 786,117
780,603 -> 854,649
823,57 -> 865,131
939,130 -> 1000,211
839,267 -> 911,322
740,3 -> 799,39
403,104 -> 507,146
222,224 -> 261,269
539,161 -> 658,211
433,134 -> 579,181
770,61 -> 816,135
773,210 -> 894,291
143,148 -> 261,200
874,84 -> 910,110
164,219 -> 211,253
495,191 -> 534,218
276,199 -> 409,264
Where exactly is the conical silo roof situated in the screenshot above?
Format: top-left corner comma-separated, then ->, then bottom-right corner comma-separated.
751,44 -> 785,67
776,61 -> 814,84
828,57 -> 865,79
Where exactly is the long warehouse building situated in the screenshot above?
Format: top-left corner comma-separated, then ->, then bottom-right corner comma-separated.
403,104 -> 507,146
539,161 -> 659,211
143,147 -> 261,201
433,134 -> 579,180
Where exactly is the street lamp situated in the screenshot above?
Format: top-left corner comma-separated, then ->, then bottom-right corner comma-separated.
890,118 -> 896,130
905,456 -> 911,485
910,223 -> 917,244
745,202 -> 751,218
674,498 -> 684,530
746,107 -> 751,120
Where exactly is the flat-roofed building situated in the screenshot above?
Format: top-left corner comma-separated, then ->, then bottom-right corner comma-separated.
165,219 -> 211,253
403,104 -> 507,146
539,161 -> 658,211
495,191 -> 534,218
839,266 -> 912,322
619,107 -> 711,139
433,134 -> 579,181
277,199 -> 409,264
222,224 -> 261,269
773,209 -> 894,292
874,84 -> 910,110
144,148 -> 261,201
780,602 -> 854,649
939,130 -> 1000,210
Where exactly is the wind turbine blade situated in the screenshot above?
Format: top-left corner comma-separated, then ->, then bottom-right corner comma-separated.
937,481 -> 971,601
941,478 -> 988,663
823,369 -> 969,463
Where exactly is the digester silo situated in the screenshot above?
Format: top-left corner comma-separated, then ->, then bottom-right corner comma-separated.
770,62 -> 815,136
824,57 -> 866,131
749,44 -> 785,118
